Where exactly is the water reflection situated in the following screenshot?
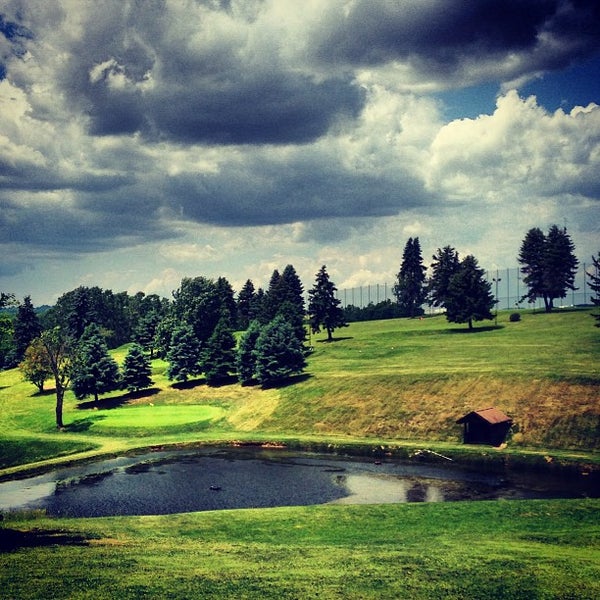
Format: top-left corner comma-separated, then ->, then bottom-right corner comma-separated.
0,448 -> 596,518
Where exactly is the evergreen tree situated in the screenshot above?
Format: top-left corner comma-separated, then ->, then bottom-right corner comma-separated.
427,246 -> 460,309
236,320 -> 262,385
249,287 -> 268,324
393,237 -> 427,317
134,309 -> 161,357
166,323 -> 202,383
264,269 -> 283,321
19,337 -> 52,393
237,279 -> 256,330
216,276 -> 238,328
12,295 -> 42,363
71,324 -> 121,403
254,315 -> 307,385
445,255 -> 495,329
122,343 -> 154,392
587,252 -> 600,327
518,225 -> 579,312
202,315 -> 237,385
154,315 -> 178,359
308,265 -> 347,342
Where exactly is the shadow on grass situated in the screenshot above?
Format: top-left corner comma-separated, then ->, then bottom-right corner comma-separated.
443,325 -> 504,334
261,373 -> 313,390
171,378 -> 206,390
205,374 -> 239,388
76,388 -> 160,410
316,336 -> 354,343
64,417 -> 105,432
0,528 -> 91,553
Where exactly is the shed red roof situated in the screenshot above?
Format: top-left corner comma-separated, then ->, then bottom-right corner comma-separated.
456,407 -> 511,425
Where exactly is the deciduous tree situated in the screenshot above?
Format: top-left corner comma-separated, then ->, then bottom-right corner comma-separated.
19,337 -> 52,393
40,327 -> 73,428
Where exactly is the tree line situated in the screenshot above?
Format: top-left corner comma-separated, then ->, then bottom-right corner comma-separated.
1,225 -> 597,428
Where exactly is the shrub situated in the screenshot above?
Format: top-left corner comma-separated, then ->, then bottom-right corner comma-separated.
509,312 -> 521,322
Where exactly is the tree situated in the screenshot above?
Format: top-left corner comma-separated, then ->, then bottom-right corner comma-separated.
122,344 -> 154,392
202,315 -> 237,385
393,237 -> 427,317
236,279 -> 256,330
588,252 -> 600,327
518,225 -> 579,312
134,309 -> 161,357
166,323 -> 202,383
71,324 -> 121,403
254,316 -> 307,385
236,320 -> 262,385
445,255 -> 495,329
308,265 -> 347,342
13,296 -> 42,363
172,277 -> 222,344
427,246 -> 460,309
40,327 -> 73,428
19,337 -> 52,393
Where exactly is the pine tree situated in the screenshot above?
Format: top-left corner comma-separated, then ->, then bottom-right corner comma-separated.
237,279 -> 256,330
202,315 -> 237,385
254,316 -> 306,385
122,344 -> 153,392
393,237 -> 427,317
134,310 -> 161,358
518,225 -> 579,312
71,324 -> 121,403
13,295 -> 42,363
427,246 -> 460,309
308,265 -> 347,342
166,323 -> 202,383
236,320 -> 262,385
588,252 -> 600,327
445,255 -> 495,329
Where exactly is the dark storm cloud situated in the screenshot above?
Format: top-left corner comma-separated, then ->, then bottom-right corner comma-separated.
313,0 -> 600,79
163,157 -> 432,231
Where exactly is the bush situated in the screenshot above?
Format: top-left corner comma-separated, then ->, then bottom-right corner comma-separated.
509,312 -> 521,322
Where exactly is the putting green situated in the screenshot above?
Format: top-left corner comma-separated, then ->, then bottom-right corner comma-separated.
92,405 -> 224,429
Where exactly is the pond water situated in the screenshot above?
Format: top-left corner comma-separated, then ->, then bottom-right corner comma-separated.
0,447 -> 596,518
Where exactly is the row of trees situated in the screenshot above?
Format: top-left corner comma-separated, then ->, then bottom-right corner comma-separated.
391,226 -> 582,328
12,265 -> 347,427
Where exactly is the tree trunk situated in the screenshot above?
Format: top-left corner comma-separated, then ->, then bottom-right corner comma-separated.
468,318 -> 473,330
327,327 -> 333,342
55,384 -> 64,429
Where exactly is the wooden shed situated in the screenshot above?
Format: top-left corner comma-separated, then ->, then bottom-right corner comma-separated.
456,407 -> 512,446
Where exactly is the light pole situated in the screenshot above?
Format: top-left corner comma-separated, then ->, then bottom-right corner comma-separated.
493,277 -> 502,326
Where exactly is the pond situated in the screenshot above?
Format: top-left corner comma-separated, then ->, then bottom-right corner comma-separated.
0,447 -> 596,518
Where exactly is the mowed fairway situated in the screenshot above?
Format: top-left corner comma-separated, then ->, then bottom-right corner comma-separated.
0,308 -> 599,598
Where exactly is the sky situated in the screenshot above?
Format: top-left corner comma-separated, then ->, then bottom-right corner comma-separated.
1,0 -> 599,306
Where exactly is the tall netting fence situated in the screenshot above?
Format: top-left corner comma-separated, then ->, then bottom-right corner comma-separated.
337,263 -> 597,312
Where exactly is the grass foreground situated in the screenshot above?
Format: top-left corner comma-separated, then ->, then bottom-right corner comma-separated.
0,308 -> 598,598
1,499 -> 599,599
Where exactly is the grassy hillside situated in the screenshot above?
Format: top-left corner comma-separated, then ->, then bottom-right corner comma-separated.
0,308 -> 598,473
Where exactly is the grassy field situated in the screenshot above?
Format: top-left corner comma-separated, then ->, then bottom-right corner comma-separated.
1,308 -> 597,475
1,499 -> 598,599
0,308 -> 598,598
